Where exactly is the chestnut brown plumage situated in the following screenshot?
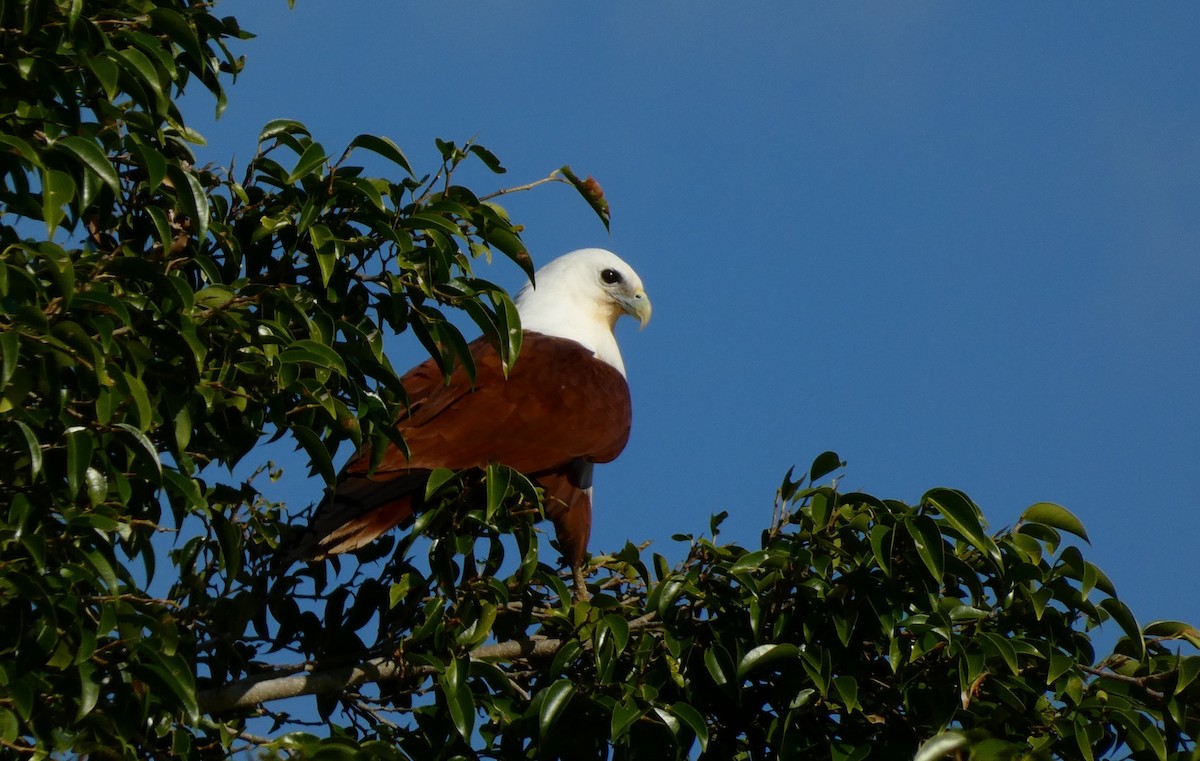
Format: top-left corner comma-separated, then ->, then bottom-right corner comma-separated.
291,333 -> 631,565
289,248 -> 651,584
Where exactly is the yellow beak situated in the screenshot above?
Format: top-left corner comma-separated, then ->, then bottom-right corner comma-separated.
617,288 -> 652,329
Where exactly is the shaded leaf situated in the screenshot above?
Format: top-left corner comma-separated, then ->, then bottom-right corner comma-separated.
1101,598 -> 1145,660
54,136 -> 120,193
348,133 -> 413,174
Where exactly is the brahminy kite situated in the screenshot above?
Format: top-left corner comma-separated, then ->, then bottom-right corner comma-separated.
290,248 -> 650,585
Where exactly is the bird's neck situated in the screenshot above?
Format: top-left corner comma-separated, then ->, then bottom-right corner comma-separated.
517,299 -> 627,378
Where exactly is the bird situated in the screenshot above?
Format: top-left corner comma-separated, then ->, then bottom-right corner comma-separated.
289,248 -> 650,595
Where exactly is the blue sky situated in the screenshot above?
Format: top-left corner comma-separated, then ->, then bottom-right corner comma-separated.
192,3 -> 1200,633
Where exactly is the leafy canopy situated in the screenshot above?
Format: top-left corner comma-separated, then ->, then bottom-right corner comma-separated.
0,2 -> 1197,759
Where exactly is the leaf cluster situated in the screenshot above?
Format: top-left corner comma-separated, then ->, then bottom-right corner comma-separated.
202,455 -> 1199,761
0,1 -> 579,756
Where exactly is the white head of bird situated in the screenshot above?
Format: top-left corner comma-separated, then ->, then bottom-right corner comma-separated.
515,248 -> 651,377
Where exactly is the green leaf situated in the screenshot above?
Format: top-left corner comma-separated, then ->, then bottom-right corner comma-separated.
832,675 -> 859,711
1100,598 -> 1145,660
495,292 -> 523,376
704,646 -> 734,688
1021,502 -> 1090,543
537,679 -> 576,745
402,211 -> 464,239
117,369 -> 154,431
141,649 -> 199,723
1047,652 -> 1075,686
869,524 -> 893,576
914,733 -> 971,761
1176,656 -> 1200,695
667,701 -> 709,752
292,426 -> 334,484
14,421 -> 42,477
194,284 -> 235,309
145,205 -> 173,251
75,661 -> 100,721
810,490 -> 833,527
737,643 -> 799,680
730,549 -> 767,575
166,164 -> 210,244
72,289 -> 132,327
610,699 -> 642,740
39,243 -> 75,308
0,330 -> 18,389
115,47 -> 167,112
347,134 -> 413,174
1143,620 -> 1200,649
0,134 -> 44,168
0,707 -> 17,744
923,487 -> 1002,564
980,632 -> 1020,675
278,339 -> 347,376
90,54 -> 119,101
54,136 -> 120,193
308,224 -> 339,286
469,143 -> 506,173
114,422 -> 161,477
600,614 -> 630,655
65,426 -> 94,497
457,601 -> 497,648
441,656 -> 475,742
904,516 -> 944,580
288,141 -> 328,183
259,118 -> 311,143
131,142 -> 167,192
424,468 -> 457,500
84,467 -> 107,507
485,463 -> 511,519
148,8 -> 204,63
40,168 -> 76,238
810,450 -> 844,482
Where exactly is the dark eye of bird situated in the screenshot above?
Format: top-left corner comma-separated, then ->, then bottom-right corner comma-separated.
600,268 -> 622,285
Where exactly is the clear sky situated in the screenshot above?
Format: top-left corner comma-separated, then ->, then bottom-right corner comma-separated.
192,3 -> 1200,633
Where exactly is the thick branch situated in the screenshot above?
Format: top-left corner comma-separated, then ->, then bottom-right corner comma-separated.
200,636 -> 564,715
200,612 -> 658,715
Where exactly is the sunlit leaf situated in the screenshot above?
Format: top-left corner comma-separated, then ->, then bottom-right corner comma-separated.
1021,502 -> 1090,543
737,643 -> 799,680
40,168 -> 75,238
904,515 -> 945,580
923,487 -> 1002,564
537,679 -> 576,745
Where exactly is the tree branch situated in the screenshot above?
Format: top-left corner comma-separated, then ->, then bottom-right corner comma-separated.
200,611 -> 660,715
200,635 -> 562,714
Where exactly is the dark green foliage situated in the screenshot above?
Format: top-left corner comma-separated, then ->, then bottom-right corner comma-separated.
1,2 -> 1197,760
195,456 -> 1200,761
0,0 -> 551,756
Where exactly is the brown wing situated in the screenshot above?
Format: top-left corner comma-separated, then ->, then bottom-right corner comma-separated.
289,332 -> 632,562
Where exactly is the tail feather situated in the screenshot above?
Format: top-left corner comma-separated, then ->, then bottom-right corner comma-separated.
285,472 -> 428,562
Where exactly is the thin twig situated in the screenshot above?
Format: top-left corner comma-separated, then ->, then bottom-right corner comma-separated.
478,173 -> 563,201
1080,664 -> 1165,702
